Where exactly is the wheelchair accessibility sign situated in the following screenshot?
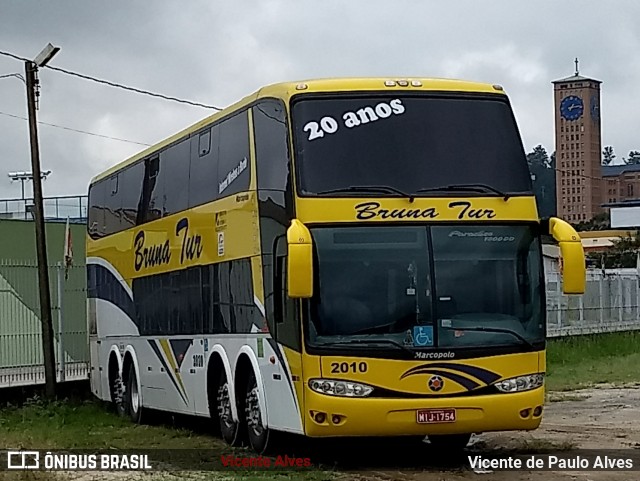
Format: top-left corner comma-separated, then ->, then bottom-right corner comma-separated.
412,326 -> 434,347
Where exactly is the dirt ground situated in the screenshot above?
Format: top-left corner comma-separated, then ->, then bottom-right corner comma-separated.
351,385 -> 640,481
54,385 -> 640,480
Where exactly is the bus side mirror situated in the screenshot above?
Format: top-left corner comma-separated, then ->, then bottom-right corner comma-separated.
286,219 -> 314,298
543,217 -> 586,295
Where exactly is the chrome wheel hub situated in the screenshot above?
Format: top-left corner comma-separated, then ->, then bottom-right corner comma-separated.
217,383 -> 233,427
245,386 -> 264,436
113,375 -> 125,407
130,377 -> 139,413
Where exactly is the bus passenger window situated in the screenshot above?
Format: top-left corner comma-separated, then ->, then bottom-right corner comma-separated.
199,129 -> 211,156
189,125 -> 219,208
217,111 -> 250,197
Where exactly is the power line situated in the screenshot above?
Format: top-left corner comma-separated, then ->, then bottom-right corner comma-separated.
0,110 -> 151,146
0,49 -> 26,62
0,72 -> 24,83
45,64 -> 222,110
0,49 -> 222,111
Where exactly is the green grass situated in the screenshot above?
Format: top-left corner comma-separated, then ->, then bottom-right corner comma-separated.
0,399 -> 214,450
2,332 -> 640,480
0,400 -> 338,480
546,330 -> 640,391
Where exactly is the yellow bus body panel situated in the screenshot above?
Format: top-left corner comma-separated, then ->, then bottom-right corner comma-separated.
303,352 -> 543,437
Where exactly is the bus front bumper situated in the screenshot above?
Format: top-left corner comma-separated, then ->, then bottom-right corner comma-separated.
304,387 -> 544,437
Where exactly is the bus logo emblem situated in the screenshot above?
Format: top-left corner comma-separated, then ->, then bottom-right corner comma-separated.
428,375 -> 444,392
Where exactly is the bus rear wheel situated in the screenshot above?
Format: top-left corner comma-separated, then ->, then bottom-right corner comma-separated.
109,368 -> 126,417
125,363 -> 142,424
428,433 -> 471,451
245,370 -> 272,454
217,371 -> 241,446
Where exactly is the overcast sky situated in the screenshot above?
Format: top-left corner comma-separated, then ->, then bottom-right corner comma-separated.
1,0 -> 639,202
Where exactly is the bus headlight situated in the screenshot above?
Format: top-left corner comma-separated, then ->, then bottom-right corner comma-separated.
308,378 -> 374,397
494,374 -> 544,393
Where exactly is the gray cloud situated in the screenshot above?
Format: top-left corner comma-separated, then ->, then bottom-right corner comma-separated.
1,0 -> 639,200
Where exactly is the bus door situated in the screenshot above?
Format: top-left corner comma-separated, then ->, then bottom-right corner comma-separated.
261,248 -> 305,433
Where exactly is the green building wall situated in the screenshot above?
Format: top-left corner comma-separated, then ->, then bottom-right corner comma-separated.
0,219 -> 87,368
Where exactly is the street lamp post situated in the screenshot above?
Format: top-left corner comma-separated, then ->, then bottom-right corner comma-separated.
8,170 -> 51,201
25,43 -> 60,399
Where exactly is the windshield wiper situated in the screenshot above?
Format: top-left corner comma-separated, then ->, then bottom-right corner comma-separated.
323,338 -> 415,355
316,185 -> 415,203
440,324 -> 534,350
415,183 -> 510,201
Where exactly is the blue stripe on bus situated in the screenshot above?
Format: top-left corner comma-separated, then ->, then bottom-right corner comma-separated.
87,263 -> 137,322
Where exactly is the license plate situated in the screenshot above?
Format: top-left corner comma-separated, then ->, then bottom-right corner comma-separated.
416,408 -> 456,424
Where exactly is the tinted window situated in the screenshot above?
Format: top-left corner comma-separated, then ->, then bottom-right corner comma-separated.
431,225 -> 543,347
119,161 -> 144,231
253,101 -> 290,191
189,125 -> 220,208
308,226 -> 432,341
216,262 -> 235,332
291,94 -> 531,196
88,181 -> 106,239
160,140 -> 190,215
104,174 -> 121,236
203,264 -> 229,334
217,111 -> 250,197
138,156 -> 161,224
211,259 -> 257,333
305,224 -> 543,352
230,259 -> 258,333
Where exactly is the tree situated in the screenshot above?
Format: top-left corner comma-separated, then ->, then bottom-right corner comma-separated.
602,146 -> 616,165
573,211 -> 610,232
587,232 -> 640,268
526,144 -> 551,168
626,151 -> 640,165
526,145 -> 556,218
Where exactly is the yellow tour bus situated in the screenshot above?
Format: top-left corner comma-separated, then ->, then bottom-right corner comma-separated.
87,77 -> 586,454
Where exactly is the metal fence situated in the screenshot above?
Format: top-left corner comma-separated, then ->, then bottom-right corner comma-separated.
546,269 -> 640,337
0,195 -> 87,222
0,260 -> 88,388
2,261 -> 640,389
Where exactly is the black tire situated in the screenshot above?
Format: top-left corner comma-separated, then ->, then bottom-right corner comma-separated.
245,370 -> 275,454
428,433 -> 471,451
125,363 -> 143,424
216,370 -> 242,446
109,368 -> 126,417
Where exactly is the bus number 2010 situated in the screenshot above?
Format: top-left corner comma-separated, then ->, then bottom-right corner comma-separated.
330,362 -> 368,374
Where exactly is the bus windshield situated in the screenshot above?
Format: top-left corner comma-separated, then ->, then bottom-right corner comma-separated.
291,93 -> 532,197
307,225 -> 544,351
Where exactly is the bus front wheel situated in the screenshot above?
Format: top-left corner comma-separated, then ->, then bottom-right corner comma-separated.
428,433 -> 471,451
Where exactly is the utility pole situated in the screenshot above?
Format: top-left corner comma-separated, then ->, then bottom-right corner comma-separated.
24,43 -> 60,399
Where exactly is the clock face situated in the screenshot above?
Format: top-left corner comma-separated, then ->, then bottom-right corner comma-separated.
590,95 -> 600,121
560,95 -> 584,121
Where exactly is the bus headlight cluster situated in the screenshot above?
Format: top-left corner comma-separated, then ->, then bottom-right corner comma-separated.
494,374 -> 544,393
308,379 -> 374,397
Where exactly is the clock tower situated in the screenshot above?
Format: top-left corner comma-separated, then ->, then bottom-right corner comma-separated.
552,59 -> 602,223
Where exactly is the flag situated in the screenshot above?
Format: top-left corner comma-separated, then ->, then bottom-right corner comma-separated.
64,216 -> 73,280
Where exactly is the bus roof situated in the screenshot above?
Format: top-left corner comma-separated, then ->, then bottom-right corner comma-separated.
90,77 -> 507,184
